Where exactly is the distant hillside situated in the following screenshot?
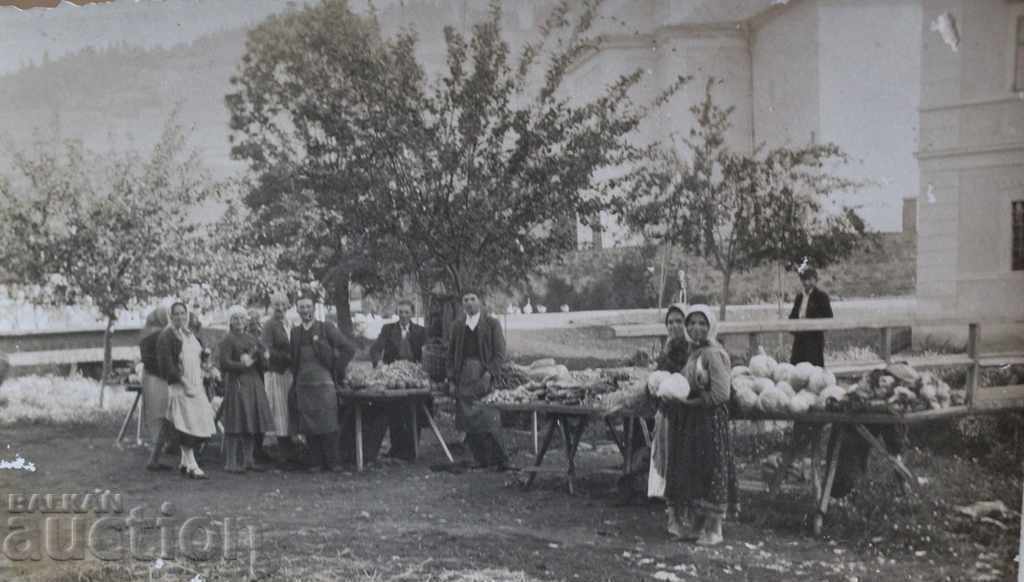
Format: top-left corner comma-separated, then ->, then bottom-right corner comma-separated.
0,27 -> 250,179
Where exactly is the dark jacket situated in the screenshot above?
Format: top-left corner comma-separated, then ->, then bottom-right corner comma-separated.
261,318 -> 293,374
140,332 -> 162,375
370,321 -> 426,367
789,287 -> 833,366
156,327 -> 205,384
447,314 -> 506,381
289,320 -> 357,385
656,337 -> 689,374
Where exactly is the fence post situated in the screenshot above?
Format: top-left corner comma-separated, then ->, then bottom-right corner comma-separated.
879,327 -> 892,363
966,323 -> 980,408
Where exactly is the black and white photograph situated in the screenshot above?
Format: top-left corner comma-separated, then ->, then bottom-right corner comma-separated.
0,0 -> 1022,580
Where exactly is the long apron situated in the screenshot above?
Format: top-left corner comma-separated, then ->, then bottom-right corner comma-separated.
166,333 -> 216,439
291,343 -> 339,436
455,358 -> 500,434
264,371 -> 294,436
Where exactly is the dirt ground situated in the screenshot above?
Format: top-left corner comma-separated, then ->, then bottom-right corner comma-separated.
0,414 -> 1019,582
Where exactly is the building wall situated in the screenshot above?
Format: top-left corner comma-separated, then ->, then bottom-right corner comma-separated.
917,0 -> 1024,323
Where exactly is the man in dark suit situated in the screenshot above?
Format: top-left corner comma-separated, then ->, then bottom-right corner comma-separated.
362,300 -> 427,461
447,290 -> 511,470
789,267 -> 833,366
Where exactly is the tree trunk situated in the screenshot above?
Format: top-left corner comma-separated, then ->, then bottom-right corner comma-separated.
330,269 -> 353,337
99,315 -> 115,408
719,269 -> 732,322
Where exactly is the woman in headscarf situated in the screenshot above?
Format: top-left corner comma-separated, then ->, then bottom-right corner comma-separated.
219,305 -> 274,473
648,303 -> 690,536
140,306 -> 175,471
676,304 -> 734,545
157,301 -> 216,479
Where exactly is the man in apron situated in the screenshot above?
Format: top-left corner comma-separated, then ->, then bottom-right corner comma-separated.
289,294 -> 356,472
446,290 -> 511,471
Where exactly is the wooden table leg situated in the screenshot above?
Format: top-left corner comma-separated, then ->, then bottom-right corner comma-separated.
525,416 -> 559,490
135,392 -> 144,446
409,399 -> 419,461
421,402 -> 454,464
604,416 -> 625,458
853,424 -> 916,488
638,417 -> 652,447
814,427 -> 844,535
532,411 -> 539,457
354,402 -> 364,472
116,391 -> 142,445
624,416 -> 634,478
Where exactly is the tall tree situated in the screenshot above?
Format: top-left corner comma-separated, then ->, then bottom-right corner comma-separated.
619,79 -> 872,320
0,120 -> 220,399
226,0 -> 686,319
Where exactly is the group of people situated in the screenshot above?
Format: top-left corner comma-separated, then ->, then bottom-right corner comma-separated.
138,289 -> 515,478
140,294 -> 359,478
637,267 -> 839,546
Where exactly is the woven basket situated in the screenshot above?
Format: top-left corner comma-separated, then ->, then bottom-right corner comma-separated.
422,342 -> 448,382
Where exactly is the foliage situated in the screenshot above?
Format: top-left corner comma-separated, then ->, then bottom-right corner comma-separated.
0,118 -> 221,386
226,0 -> 687,304
618,79 -> 872,320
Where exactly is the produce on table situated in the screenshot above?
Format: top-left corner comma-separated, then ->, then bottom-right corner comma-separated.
752,377 -> 775,396
492,362 -> 532,391
731,365 -> 751,379
656,373 -> 691,402
757,385 -> 790,414
808,369 -> 837,395
790,362 -> 818,391
731,374 -> 756,395
732,385 -> 759,412
776,381 -> 796,399
814,385 -> 847,411
772,363 -> 795,385
483,385 -> 533,405
529,358 -> 557,370
788,390 -> 816,415
527,364 -> 571,383
599,380 -> 655,416
347,361 -> 433,391
749,347 -> 778,379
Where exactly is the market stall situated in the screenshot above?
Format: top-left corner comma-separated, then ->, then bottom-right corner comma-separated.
484,360 -> 655,493
343,361 -> 452,472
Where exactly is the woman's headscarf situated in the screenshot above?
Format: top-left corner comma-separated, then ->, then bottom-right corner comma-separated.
140,306 -> 169,341
664,302 -> 687,326
683,303 -> 719,346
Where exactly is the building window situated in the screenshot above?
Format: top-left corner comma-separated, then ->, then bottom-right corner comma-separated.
1014,200 -> 1024,271
1017,14 -> 1024,91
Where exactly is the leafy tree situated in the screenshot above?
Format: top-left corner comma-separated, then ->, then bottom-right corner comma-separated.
226,0 -> 687,321
619,79 -> 872,320
0,120 -> 220,400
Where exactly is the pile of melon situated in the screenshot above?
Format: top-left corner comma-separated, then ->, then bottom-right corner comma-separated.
731,347 -> 846,416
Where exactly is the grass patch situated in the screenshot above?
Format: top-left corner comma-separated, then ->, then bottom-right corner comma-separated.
0,373 -> 134,428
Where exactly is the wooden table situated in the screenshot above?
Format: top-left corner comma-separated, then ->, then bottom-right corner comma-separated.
337,388 -> 453,472
736,406 -> 989,534
491,403 -> 652,495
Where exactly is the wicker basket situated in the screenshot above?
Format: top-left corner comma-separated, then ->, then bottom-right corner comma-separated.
422,342 -> 448,382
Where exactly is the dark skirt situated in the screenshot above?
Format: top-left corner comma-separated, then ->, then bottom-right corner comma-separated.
662,402 -> 689,506
679,403 -> 734,519
221,370 -> 274,435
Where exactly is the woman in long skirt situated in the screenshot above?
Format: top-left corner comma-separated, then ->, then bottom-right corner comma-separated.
648,303 -> 689,536
157,302 -> 216,479
219,305 -> 274,473
677,304 -> 734,546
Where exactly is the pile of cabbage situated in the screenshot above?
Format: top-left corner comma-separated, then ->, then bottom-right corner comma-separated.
730,347 -> 845,416
843,362 -> 963,414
